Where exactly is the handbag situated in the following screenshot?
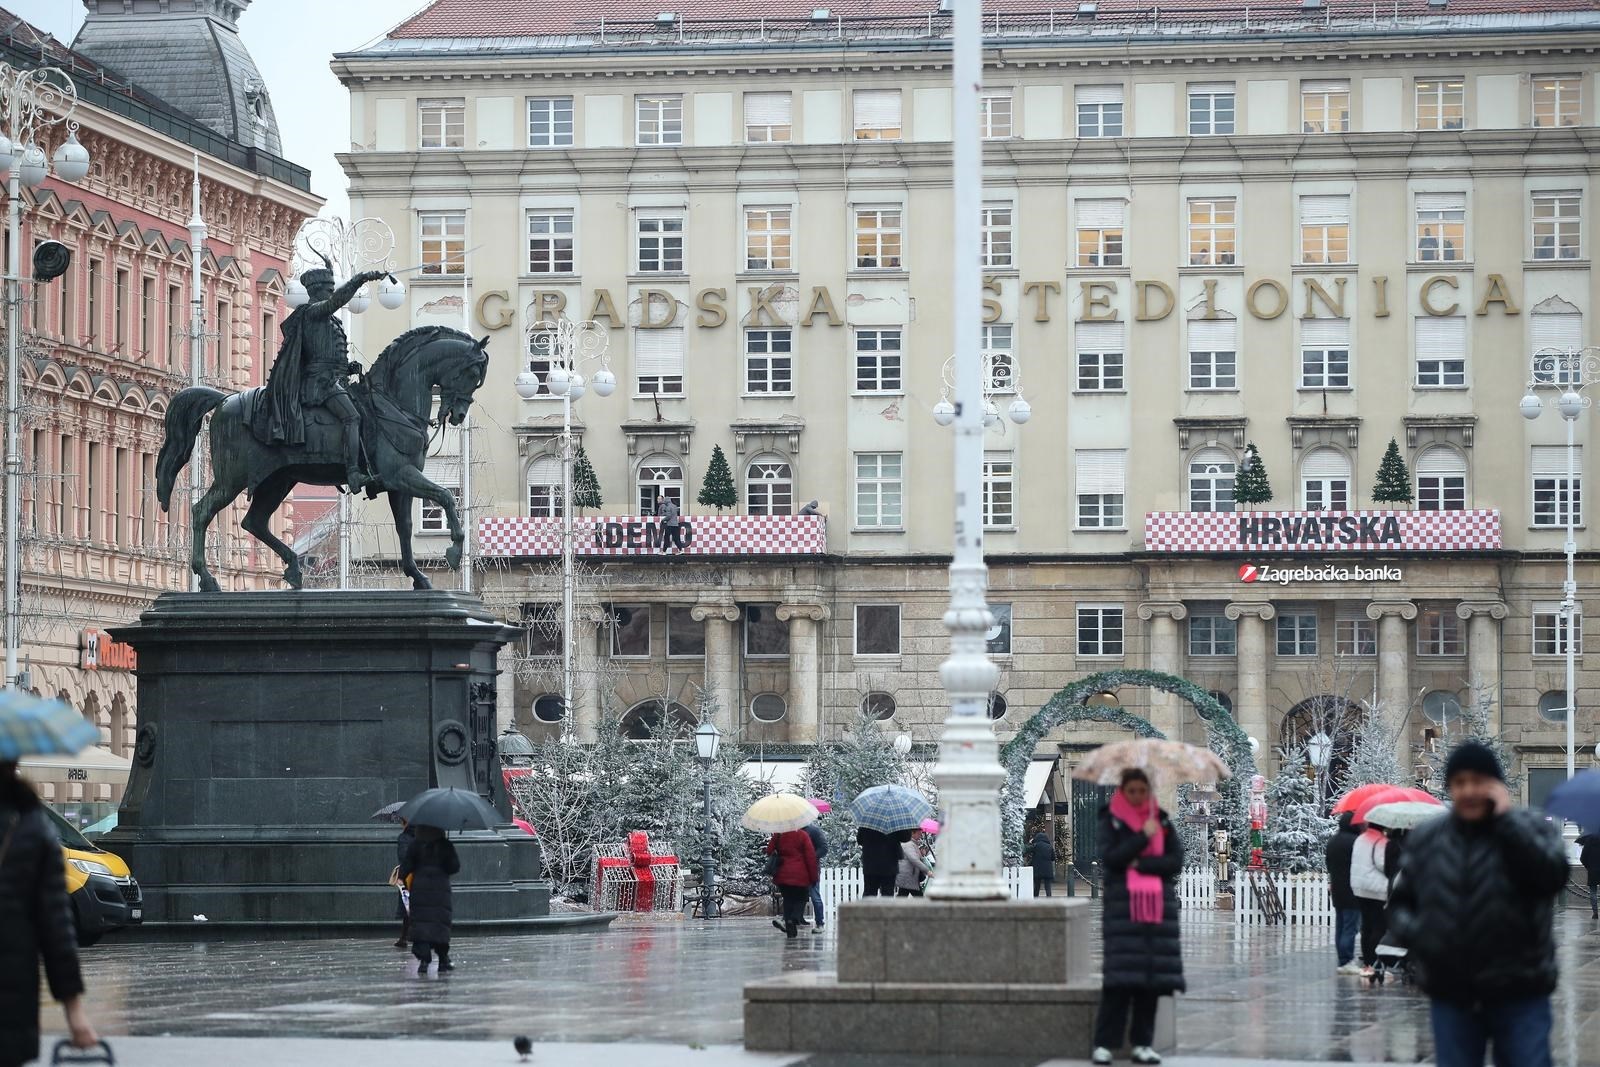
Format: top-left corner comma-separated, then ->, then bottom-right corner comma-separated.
387,865 -> 403,889
51,1039 -> 115,1064
762,852 -> 780,878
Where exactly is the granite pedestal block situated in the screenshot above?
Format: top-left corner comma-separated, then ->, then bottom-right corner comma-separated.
99,591 -> 571,930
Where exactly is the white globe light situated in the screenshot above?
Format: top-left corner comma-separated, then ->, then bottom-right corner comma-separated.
893,733 -> 913,755
983,400 -> 1001,429
377,277 -> 406,310
0,133 -> 14,178
932,399 -> 956,427
285,279 -> 309,308
17,144 -> 46,188
347,286 -> 371,314
1248,736 -> 1261,755
1008,397 -> 1032,424
568,371 -> 587,400
545,365 -> 571,396
514,370 -> 541,400
591,368 -> 617,397
1559,390 -> 1584,419
51,132 -> 90,183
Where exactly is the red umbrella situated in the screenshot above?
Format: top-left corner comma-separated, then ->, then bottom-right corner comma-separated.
1332,783 -> 1396,815
1354,786 -> 1440,825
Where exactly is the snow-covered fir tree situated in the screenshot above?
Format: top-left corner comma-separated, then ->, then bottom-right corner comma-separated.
802,711 -> 919,865
1338,700 -> 1406,794
1417,683 -> 1519,799
1264,747 -> 1337,872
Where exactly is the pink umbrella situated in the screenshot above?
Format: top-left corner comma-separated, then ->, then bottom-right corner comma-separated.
919,817 -> 941,835
512,818 -> 536,836
807,798 -> 833,814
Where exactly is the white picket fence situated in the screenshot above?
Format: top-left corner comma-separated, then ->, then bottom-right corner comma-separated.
1174,868 -> 1334,926
815,865 -> 1034,919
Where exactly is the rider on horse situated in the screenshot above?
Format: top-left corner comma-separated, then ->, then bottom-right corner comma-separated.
250,254 -> 389,494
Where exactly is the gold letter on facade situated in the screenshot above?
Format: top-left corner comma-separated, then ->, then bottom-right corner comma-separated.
1080,281 -> 1119,322
639,288 -> 677,329
747,286 -> 783,327
1022,280 -> 1061,323
1301,277 -> 1347,319
1372,275 -> 1390,318
696,288 -> 727,328
983,276 -> 1003,324
1475,274 -> 1520,317
475,290 -> 512,330
1246,278 -> 1288,319
1135,280 -> 1174,322
801,286 -> 843,327
588,289 -> 622,326
1420,275 -> 1460,316
532,290 -> 567,321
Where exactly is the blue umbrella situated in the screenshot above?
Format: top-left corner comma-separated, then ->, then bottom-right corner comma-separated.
1544,769 -> 1600,830
0,689 -> 99,762
850,784 -> 934,835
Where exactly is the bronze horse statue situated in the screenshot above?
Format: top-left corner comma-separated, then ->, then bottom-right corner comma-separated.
156,326 -> 490,592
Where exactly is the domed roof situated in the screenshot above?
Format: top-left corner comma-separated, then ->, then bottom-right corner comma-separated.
71,0 -> 281,155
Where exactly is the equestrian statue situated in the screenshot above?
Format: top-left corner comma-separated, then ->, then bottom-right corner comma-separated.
155,256 -> 490,592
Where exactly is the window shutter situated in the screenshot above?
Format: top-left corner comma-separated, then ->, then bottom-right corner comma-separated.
1301,318 -> 1350,347
1416,447 -> 1466,476
1076,199 -> 1125,228
1302,448 -> 1351,479
1076,450 -> 1126,494
1188,319 -> 1237,351
1189,82 -> 1233,95
854,90 -> 900,127
1299,195 -> 1349,225
419,97 -> 462,109
1533,445 -> 1580,476
1301,80 -> 1349,94
634,328 -> 685,375
1076,85 -> 1122,105
424,457 -> 463,488
528,456 -> 561,484
1532,311 -> 1582,353
1416,192 -> 1465,213
1190,447 -> 1233,471
1075,321 -> 1124,353
744,92 -> 791,126
1415,316 -> 1466,360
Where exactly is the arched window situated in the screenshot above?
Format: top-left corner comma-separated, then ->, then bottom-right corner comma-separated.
619,699 -> 696,739
527,455 -> 562,517
1416,447 -> 1467,512
109,693 -> 129,757
1301,448 -> 1351,511
1188,447 -> 1236,513
636,454 -> 684,514
861,692 -> 896,721
746,455 -> 793,516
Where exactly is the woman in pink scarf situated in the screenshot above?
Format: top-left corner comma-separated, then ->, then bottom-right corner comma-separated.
1091,768 -> 1185,1066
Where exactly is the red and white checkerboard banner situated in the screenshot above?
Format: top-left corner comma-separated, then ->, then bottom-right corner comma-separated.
478,514 -> 828,558
1143,509 -> 1502,554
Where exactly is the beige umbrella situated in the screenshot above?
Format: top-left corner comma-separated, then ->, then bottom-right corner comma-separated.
740,792 -> 819,834
1072,739 -> 1231,788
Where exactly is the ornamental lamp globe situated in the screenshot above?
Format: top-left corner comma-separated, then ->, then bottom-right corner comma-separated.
0,132 -> 14,178
51,133 -> 90,183
591,368 -> 617,397
514,371 -> 541,400
16,144 -> 46,188
932,400 -> 956,426
285,279 -> 309,308
1520,393 -> 1544,420
1559,390 -> 1584,419
377,277 -> 406,310
568,371 -> 587,400
545,364 -> 571,395
1008,397 -> 1032,424
694,720 -> 721,763
893,733 -> 913,756
347,286 -> 371,315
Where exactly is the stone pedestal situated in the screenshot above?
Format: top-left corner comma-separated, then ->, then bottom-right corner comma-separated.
100,590 -> 591,931
744,898 -> 1173,1057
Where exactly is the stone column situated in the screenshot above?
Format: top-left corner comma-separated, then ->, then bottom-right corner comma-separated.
1136,602 -> 1188,741
573,616 -> 602,743
777,603 -> 828,744
692,598 -> 741,727
1457,601 -> 1509,729
1224,602 -> 1275,751
1367,601 -> 1418,773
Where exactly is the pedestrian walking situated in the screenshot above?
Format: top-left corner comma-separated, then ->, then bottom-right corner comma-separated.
655,495 -> 686,552
1325,811 -> 1363,975
895,832 -> 932,897
1577,830 -> 1600,919
0,762 -> 99,1067
1349,822 -> 1390,978
392,820 -> 416,949
401,825 -> 461,975
802,821 -> 829,932
766,827 -> 819,939
857,826 -> 904,897
1030,829 -> 1057,897
1388,741 -> 1569,1067
1091,768 -> 1184,1067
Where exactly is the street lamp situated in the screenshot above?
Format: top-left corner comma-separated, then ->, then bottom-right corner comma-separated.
1520,345 -> 1600,783
518,318 -> 614,742
693,720 -> 722,920
1,64 -> 88,690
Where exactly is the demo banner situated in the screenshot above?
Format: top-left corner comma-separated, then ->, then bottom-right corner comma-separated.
1143,509 -> 1501,554
478,514 -> 828,558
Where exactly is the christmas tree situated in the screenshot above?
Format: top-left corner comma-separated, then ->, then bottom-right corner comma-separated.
697,444 -> 738,511
1263,747 -> 1337,872
1371,438 -> 1413,506
1234,441 -> 1274,508
572,445 -> 603,512
1417,684 -> 1520,800
1338,701 -> 1406,794
802,711 -> 920,866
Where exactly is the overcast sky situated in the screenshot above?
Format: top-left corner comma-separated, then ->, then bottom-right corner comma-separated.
15,0 -> 433,219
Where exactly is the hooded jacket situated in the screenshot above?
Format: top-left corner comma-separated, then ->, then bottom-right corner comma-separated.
1324,813 -> 1361,910
1349,828 -> 1390,902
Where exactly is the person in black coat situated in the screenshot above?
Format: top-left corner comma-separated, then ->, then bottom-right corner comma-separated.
1324,811 -> 1362,974
1030,830 -> 1057,897
802,822 -> 830,930
1092,768 -> 1184,1067
401,825 -> 461,975
0,762 -> 98,1067
1577,831 -> 1600,919
393,821 -> 416,949
857,826 -> 909,897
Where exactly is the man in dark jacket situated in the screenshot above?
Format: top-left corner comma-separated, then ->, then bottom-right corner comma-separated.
802,822 -> 830,931
1577,831 -> 1600,919
857,826 -> 907,897
1030,830 -> 1057,897
1389,742 -> 1568,1067
1324,811 -> 1363,975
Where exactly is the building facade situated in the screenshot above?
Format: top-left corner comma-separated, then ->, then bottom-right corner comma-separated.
336,0 -> 1600,810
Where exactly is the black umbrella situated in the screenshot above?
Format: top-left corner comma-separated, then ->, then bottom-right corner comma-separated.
371,801 -> 406,822
397,787 -> 500,832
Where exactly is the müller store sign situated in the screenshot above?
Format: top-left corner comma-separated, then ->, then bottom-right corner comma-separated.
1144,509 -> 1502,554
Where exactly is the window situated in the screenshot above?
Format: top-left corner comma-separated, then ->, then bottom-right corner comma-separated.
609,605 -> 651,657
163,283 -> 178,364
744,604 -> 789,657
113,268 -> 127,349
744,92 -> 792,142
1529,604 -> 1580,655
419,487 -> 462,534
982,324 -> 1014,393
1188,448 -> 1236,513
527,96 -> 574,147
981,205 -> 1013,268
1276,613 -> 1318,656
419,97 -> 465,149
520,604 -> 562,659
1301,80 -> 1350,133
1301,448 -> 1351,511
1532,192 -> 1581,261
1189,614 -> 1237,656
1533,76 -> 1581,129
750,694 -> 787,722
634,328 -> 685,396
855,452 -> 903,529
855,605 -> 901,657
636,455 -> 684,514
637,213 -> 684,273
983,452 -> 1014,528
667,606 -> 705,658
986,603 -> 1013,655
532,695 -> 566,723
1075,449 -> 1126,529
1532,310 -> 1583,385
86,258 -> 100,340
525,327 -> 558,396
746,456 -> 793,516
1299,195 -> 1350,265
1422,691 -> 1461,725
853,89 -> 901,140
1416,78 -> 1464,130
1077,605 -> 1124,657
1532,445 -> 1582,527
139,277 -> 153,356
744,328 -> 792,394
854,329 -> 902,392
980,89 -> 1013,139
854,207 -> 902,269
744,207 -> 793,271
524,211 -> 574,275
1300,318 -> 1351,389
527,455 -> 562,517
987,693 -> 1008,721
1538,690 -> 1570,723
1188,83 -> 1235,135
419,211 -> 467,276
619,700 -> 695,740
214,299 -> 229,378
419,434 -> 462,533
1417,608 -> 1464,656
862,692 -> 896,721
636,95 -> 683,145
1188,320 -> 1238,390
1076,85 -> 1123,138
1075,322 -> 1124,392
1416,193 -> 1466,262
59,260 -> 75,343
1415,315 -> 1467,388
1187,198 -> 1236,266
1335,615 -> 1376,656
1076,199 -> 1124,267
1416,447 -> 1467,511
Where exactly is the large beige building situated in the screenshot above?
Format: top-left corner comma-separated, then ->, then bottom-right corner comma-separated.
336,0 -> 1600,810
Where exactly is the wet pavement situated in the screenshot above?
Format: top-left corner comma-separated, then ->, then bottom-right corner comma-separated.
50,910 -> 1600,1063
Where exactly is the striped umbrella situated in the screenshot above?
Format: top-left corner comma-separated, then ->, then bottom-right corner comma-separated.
850,784 -> 934,835
0,689 -> 99,762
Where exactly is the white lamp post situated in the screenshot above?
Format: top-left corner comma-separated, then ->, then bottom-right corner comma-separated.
518,318 -> 613,740
1,64 -> 88,689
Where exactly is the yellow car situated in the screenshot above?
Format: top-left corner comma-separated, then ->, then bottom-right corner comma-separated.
43,806 -> 142,946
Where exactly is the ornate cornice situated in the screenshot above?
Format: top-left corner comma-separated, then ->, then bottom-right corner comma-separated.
775,602 -> 828,623
690,597 -> 739,623
1224,601 -> 1275,621
1367,600 -> 1419,621
1136,601 -> 1188,621
1456,600 -> 1509,621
